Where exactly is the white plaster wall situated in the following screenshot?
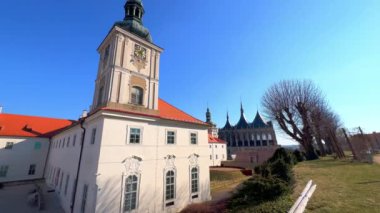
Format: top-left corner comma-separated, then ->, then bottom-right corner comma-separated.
0,137 -> 49,183
45,124 -> 83,213
209,143 -> 227,166
95,112 -> 211,213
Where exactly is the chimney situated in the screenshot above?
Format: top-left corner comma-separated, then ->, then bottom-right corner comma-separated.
81,110 -> 88,118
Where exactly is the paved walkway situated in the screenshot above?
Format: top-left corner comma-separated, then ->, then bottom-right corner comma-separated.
0,182 -> 64,213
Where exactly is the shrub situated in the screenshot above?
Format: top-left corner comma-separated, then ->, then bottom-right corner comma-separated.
228,177 -> 290,209
270,159 -> 294,185
293,149 -> 305,162
229,194 -> 293,213
268,148 -> 295,165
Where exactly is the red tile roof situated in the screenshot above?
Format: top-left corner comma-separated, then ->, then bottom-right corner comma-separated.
208,134 -> 226,144
0,114 -> 74,138
102,98 -> 208,125
157,99 -> 207,125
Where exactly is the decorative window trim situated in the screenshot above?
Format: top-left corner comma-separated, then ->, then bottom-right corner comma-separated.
126,126 -> 144,145
190,166 -> 200,198
121,174 -> 141,213
165,130 -> 177,145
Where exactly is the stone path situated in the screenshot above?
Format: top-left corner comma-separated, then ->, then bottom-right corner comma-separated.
0,182 -> 64,213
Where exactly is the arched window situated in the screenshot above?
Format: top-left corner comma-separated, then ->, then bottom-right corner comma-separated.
165,170 -> 175,201
131,86 -> 143,105
124,175 -> 139,211
191,167 -> 198,194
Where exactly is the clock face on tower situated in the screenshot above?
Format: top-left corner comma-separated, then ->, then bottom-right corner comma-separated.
131,44 -> 147,71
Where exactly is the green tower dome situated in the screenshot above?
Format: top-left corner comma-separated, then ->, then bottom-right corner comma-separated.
114,0 -> 152,42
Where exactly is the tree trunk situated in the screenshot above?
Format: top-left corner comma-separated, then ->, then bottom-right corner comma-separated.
316,137 -> 326,156
302,140 -> 319,160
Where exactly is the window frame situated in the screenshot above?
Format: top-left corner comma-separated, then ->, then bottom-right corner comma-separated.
5,142 -> 14,149
190,167 -> 199,197
0,165 -> 9,177
166,130 -> 176,145
190,132 -> 198,145
164,169 -> 176,206
127,126 -> 143,145
28,164 -> 36,175
130,86 -> 144,105
122,174 -> 140,212
90,128 -> 97,145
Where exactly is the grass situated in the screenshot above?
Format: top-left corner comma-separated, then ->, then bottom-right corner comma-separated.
210,169 -> 248,192
293,156 -> 380,213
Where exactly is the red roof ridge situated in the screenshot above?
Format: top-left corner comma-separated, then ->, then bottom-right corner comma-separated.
158,98 -> 207,125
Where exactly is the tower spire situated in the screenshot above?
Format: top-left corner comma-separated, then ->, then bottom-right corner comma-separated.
206,107 -> 211,124
114,0 -> 152,42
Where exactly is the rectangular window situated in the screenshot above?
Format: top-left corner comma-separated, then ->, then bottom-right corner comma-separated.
73,135 -> 77,147
190,133 -> 197,145
63,138 -> 66,148
216,155 -> 218,159
129,128 -> 141,144
64,174 -> 70,196
34,142 -> 41,150
166,131 -> 176,144
0,165 -> 9,177
5,142 -> 13,149
210,155 -> 212,160
59,172 -> 64,192
67,137 -> 70,147
28,164 -> 36,175
90,129 -> 97,144
81,184 -> 88,213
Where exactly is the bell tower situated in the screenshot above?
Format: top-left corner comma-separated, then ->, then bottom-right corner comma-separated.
91,0 -> 163,115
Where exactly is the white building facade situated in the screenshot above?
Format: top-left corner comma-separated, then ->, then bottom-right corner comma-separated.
1,1 -> 211,212
44,0 -> 212,212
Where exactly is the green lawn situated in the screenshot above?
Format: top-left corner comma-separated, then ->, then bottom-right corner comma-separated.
210,169 -> 248,192
293,157 -> 380,213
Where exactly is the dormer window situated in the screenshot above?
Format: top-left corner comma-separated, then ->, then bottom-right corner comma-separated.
131,86 -> 143,105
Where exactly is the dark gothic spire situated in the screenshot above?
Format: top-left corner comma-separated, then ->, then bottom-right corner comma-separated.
235,101 -> 249,129
222,111 -> 232,129
114,0 -> 152,42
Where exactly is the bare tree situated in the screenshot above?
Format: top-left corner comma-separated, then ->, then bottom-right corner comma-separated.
262,80 -> 323,160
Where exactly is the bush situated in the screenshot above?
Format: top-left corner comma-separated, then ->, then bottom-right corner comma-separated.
270,159 -> 294,185
293,149 -> 305,162
229,194 -> 293,213
228,177 -> 290,209
268,148 -> 295,165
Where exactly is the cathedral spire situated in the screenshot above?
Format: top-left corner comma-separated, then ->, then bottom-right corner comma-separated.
240,101 -> 244,115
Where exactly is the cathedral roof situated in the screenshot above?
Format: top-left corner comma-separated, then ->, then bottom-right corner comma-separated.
0,114 -> 74,138
235,102 -> 249,129
222,112 -> 233,130
252,111 -> 268,128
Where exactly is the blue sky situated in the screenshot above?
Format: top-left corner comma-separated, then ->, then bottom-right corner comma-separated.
1,0 -> 379,145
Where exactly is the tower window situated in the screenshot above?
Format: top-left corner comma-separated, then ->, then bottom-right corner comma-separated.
131,86 -> 143,105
